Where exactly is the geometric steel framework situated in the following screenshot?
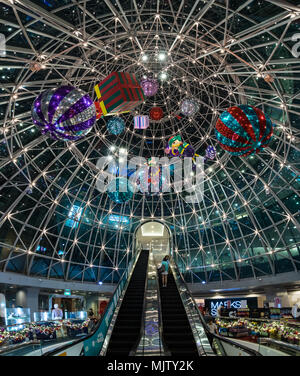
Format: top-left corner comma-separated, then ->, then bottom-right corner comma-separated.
0,0 -> 300,284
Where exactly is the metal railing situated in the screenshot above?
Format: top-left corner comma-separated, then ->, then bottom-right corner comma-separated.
170,259 -> 262,356
0,340 -> 42,356
0,319 -> 88,356
258,337 -> 300,356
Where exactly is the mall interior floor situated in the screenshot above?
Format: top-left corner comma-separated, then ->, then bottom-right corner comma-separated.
105,250 -> 149,356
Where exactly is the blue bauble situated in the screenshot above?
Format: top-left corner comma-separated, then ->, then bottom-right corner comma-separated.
107,177 -> 134,203
107,117 -> 125,135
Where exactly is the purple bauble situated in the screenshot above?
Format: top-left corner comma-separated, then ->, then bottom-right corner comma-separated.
140,78 -> 159,97
31,86 -> 96,141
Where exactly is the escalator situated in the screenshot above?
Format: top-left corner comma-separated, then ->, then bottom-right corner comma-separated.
105,250 -> 149,356
159,271 -> 199,356
41,248 -> 261,357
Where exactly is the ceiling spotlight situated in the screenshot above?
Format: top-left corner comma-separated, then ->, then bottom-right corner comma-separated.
160,72 -> 168,80
158,52 -> 166,61
141,54 -> 148,61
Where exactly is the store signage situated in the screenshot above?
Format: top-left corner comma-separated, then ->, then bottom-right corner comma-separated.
205,297 -> 257,316
210,300 -> 242,316
64,289 -> 71,296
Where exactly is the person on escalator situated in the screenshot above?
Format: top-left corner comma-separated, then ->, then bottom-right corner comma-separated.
207,319 -> 218,335
161,255 -> 170,287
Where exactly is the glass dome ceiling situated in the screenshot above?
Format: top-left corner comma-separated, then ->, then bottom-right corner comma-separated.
0,0 -> 300,284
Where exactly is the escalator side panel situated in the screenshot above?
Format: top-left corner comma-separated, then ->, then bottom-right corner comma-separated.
106,250 -> 149,356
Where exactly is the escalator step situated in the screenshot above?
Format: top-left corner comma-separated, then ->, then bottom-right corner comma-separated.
106,250 -> 149,354
159,272 -> 198,356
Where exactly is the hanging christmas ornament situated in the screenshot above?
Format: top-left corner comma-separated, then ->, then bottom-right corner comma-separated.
31,86 -> 96,141
205,145 -> 216,160
150,107 -> 164,121
135,158 -> 165,195
164,145 -> 171,155
107,177 -> 134,203
28,62 -> 42,72
134,115 -> 149,129
140,78 -> 159,97
180,97 -> 199,117
215,105 -> 274,157
264,74 -> 274,83
167,135 -> 196,158
106,117 -> 125,135
94,72 -> 144,118
147,157 -> 162,193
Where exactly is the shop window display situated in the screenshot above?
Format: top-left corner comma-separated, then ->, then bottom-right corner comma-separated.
0,318 -> 94,348
215,317 -> 300,346
5,308 -> 31,326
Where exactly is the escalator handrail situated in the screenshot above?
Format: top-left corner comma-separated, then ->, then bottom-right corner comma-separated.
258,337 -> 300,353
43,249 -> 141,356
156,269 -> 171,356
129,250 -> 149,355
169,264 -> 208,356
207,328 -> 262,356
0,340 -> 41,355
170,259 -> 262,356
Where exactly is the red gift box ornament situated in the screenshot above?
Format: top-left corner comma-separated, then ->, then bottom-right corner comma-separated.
94,72 -> 145,118
150,107 -> 164,121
